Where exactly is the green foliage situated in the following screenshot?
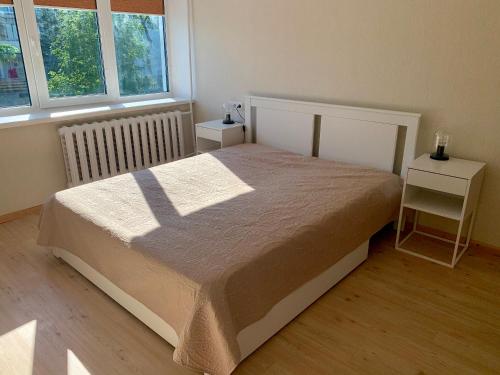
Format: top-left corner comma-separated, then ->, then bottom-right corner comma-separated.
36,9 -> 105,97
0,44 -> 20,64
113,14 -> 158,95
35,9 -> 165,98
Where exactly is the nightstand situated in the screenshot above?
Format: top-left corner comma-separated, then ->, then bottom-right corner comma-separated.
195,120 -> 244,154
395,154 -> 486,268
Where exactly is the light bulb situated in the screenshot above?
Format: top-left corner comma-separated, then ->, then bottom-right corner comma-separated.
430,129 -> 451,161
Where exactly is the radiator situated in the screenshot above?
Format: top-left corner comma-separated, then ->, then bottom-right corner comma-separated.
59,111 -> 185,187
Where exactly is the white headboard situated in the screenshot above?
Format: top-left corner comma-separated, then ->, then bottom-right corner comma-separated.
244,96 -> 421,176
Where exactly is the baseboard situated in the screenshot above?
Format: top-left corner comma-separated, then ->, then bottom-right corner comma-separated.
470,239 -> 500,252
0,205 -> 42,224
414,223 -> 500,253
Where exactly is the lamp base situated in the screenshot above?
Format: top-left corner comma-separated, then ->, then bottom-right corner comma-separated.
430,152 -> 449,161
222,113 -> 235,125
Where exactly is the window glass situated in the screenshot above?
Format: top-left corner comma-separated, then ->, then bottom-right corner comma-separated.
112,13 -> 168,96
35,7 -> 106,98
0,6 -> 31,108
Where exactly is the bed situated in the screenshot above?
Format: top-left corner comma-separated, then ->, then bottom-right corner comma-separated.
38,96 -> 421,374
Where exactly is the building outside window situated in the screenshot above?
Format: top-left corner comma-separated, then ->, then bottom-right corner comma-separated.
0,6 -> 30,108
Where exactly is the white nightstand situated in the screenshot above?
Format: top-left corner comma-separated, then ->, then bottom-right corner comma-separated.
395,154 -> 486,268
195,120 -> 244,154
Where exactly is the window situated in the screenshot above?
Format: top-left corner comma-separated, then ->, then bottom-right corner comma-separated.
0,5 -> 30,108
0,0 -> 170,113
35,7 -> 106,98
113,13 -> 168,96
110,0 -> 168,96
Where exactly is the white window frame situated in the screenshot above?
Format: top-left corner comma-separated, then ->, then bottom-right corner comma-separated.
1,0 -> 172,115
0,0 -> 40,115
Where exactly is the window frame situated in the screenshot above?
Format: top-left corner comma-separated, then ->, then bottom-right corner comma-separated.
0,0 -> 171,115
0,0 -> 40,115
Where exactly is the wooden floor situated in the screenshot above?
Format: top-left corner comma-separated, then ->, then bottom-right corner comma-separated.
1,215 -> 499,374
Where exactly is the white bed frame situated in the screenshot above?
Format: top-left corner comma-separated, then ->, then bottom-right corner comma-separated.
245,96 -> 420,177
52,96 -> 420,373
53,241 -> 368,361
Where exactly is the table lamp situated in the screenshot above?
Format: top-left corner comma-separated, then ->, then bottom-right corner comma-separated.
430,129 -> 450,161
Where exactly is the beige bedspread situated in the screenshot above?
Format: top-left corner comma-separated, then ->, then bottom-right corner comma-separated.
38,144 -> 401,374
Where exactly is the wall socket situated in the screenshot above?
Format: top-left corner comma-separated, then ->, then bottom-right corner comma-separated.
227,101 -> 243,109
225,101 -> 245,122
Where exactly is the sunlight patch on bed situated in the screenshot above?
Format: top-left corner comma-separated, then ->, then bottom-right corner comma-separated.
67,349 -> 91,375
161,154 -> 255,217
0,320 -> 37,375
111,154 -> 256,237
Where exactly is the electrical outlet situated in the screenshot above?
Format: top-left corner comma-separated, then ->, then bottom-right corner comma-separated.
228,101 -> 243,109
223,100 -> 244,122
224,100 -> 245,123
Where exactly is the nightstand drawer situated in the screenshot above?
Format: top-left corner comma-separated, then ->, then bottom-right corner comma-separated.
196,126 -> 222,142
407,169 -> 468,196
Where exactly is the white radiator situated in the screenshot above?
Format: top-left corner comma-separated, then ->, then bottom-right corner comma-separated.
59,111 -> 185,187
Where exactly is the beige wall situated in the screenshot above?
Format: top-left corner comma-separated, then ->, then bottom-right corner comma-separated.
0,104 -> 193,217
0,122 -> 66,215
191,0 -> 500,247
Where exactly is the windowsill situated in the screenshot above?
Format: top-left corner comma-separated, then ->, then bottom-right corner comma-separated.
0,97 -> 192,130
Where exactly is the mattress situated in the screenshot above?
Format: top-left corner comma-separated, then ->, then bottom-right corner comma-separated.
38,144 -> 402,374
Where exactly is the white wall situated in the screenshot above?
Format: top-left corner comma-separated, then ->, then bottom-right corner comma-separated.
191,0 -> 500,247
